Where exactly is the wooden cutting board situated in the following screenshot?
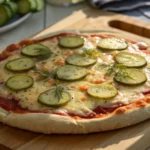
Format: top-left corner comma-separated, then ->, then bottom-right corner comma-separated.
0,7 -> 150,150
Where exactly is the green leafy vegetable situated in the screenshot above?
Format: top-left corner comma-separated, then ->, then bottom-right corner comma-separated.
80,48 -> 102,58
96,63 -> 133,79
54,85 -> 71,102
35,68 -> 57,81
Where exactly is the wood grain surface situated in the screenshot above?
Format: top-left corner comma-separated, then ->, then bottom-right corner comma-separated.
0,7 -> 150,150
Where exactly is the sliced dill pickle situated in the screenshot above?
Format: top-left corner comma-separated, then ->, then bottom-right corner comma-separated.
87,83 -> 118,99
21,44 -> 51,57
115,52 -> 147,68
66,54 -> 96,67
56,65 -> 87,81
97,38 -> 128,51
5,57 -> 35,72
114,68 -> 147,85
38,87 -> 71,107
6,75 -> 33,91
59,36 -> 84,48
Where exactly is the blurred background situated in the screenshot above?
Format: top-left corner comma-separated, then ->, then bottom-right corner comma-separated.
0,0 -> 150,48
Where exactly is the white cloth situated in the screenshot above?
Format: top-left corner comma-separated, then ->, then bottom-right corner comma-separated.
89,0 -> 150,18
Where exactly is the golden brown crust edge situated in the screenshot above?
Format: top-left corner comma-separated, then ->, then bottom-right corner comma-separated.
0,104 -> 150,134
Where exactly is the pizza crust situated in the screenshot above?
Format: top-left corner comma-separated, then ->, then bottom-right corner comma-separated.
2,104 -> 150,134
0,108 -> 9,123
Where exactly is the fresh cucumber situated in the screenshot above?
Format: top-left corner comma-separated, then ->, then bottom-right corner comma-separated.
11,0 -> 19,2
97,38 -> 128,51
87,83 -> 118,99
0,0 -> 5,4
115,52 -> 147,68
34,0 -> 44,11
28,0 -> 37,11
5,1 -> 18,16
114,68 -> 147,85
59,36 -> 84,48
0,5 -> 12,26
18,0 -> 36,14
56,65 -> 87,81
6,75 -> 33,91
21,44 -> 51,57
5,57 -> 35,72
38,87 -> 71,107
66,54 -> 97,67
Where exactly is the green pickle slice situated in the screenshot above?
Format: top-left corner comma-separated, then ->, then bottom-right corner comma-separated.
66,54 -> 96,67
5,57 -> 35,72
87,83 -> 118,99
115,52 -> 147,68
59,36 -> 84,48
21,44 -> 51,57
97,38 -> 128,51
114,68 -> 147,85
56,65 -> 87,81
38,88 -> 71,107
6,75 -> 33,91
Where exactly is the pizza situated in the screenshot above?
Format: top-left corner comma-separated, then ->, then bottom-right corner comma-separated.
0,31 -> 150,134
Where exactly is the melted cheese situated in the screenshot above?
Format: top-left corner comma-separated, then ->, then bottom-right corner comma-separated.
0,37 -> 150,117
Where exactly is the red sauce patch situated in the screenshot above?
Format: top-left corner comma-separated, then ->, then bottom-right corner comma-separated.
19,39 -> 35,46
142,90 -> 150,95
91,34 -> 115,38
94,106 -> 107,114
93,103 -> 124,115
6,44 -> 21,52
137,44 -> 148,50
0,97 -> 27,113
0,44 -> 21,61
0,51 -> 9,61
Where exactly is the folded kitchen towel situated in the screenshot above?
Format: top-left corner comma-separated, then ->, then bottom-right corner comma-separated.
89,0 -> 150,18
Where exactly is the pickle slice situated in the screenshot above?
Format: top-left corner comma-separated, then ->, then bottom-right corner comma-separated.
6,75 -> 33,91
97,38 -> 128,51
115,52 -> 147,68
66,54 -> 96,67
87,83 -> 118,99
38,87 -> 71,107
56,65 -> 87,81
59,36 -> 84,48
5,58 -> 35,72
21,44 -> 51,57
114,68 -> 147,85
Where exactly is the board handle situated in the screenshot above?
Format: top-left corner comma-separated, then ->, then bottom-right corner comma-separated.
109,20 -> 150,38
